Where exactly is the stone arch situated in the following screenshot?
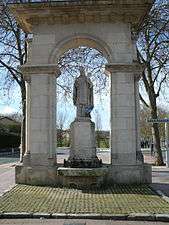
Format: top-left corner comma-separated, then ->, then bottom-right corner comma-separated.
48,34 -> 113,64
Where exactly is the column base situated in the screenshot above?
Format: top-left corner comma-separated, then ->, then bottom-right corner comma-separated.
23,153 -> 31,166
15,164 -> 59,186
106,163 -> 152,184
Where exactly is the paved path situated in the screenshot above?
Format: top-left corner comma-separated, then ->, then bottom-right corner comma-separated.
0,219 -> 168,225
151,166 -> 169,196
0,163 -> 15,196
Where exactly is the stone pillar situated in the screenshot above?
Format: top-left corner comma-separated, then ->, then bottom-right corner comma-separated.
23,75 -> 31,165
21,64 -> 60,167
134,73 -> 144,164
106,62 -> 143,165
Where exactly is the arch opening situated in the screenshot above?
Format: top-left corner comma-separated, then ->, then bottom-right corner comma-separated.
49,35 -> 113,64
56,45 -> 111,165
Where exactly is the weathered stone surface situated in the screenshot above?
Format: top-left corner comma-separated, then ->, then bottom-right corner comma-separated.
57,167 -> 108,177
15,165 -> 59,186
106,164 -> 152,184
10,1 -> 153,33
15,163 -> 151,186
68,120 -> 98,166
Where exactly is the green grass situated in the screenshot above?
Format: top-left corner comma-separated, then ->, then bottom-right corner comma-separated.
0,184 -> 169,214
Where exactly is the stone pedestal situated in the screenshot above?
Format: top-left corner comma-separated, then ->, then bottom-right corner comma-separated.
64,119 -> 102,168
58,167 -> 108,189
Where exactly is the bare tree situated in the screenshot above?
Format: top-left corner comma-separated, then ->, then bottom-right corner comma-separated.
56,110 -> 69,147
57,46 -> 108,101
140,106 -> 169,140
0,1 -> 27,161
137,0 -> 169,165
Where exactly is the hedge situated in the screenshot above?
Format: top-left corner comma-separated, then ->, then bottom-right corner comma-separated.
0,133 -> 20,149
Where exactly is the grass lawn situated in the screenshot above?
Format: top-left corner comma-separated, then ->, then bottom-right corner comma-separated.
0,184 -> 169,214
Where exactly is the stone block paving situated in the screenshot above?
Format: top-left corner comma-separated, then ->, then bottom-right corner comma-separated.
0,184 -> 169,215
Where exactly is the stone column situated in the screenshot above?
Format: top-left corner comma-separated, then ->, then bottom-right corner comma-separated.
106,62 -> 143,165
23,75 -> 31,165
134,73 -> 144,164
21,64 -> 60,167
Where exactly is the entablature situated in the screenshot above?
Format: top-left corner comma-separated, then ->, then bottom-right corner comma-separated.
10,0 -> 153,33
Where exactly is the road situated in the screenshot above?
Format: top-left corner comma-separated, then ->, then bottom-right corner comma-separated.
0,219 -> 168,225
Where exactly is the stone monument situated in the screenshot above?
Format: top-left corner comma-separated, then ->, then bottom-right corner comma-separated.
64,67 -> 102,168
10,0 -> 153,187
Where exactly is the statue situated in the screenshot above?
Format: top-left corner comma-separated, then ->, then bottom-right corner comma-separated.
73,67 -> 94,118
64,66 -> 102,168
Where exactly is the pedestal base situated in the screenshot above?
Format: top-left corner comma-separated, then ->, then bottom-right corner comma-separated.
68,119 -> 100,168
15,163 -> 152,187
58,167 -> 108,189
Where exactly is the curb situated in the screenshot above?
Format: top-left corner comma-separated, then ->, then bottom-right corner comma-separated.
156,190 -> 169,204
150,185 -> 169,205
0,213 -> 169,221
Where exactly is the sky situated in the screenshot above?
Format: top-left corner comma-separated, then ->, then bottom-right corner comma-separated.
0,83 -> 22,114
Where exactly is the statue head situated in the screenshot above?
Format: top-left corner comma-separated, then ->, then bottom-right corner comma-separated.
79,66 -> 86,77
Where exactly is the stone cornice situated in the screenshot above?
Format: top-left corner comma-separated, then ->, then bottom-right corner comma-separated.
10,1 -> 153,33
105,62 -> 144,77
20,64 -> 61,78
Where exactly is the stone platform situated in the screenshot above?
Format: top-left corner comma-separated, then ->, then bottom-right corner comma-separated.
15,163 -> 151,188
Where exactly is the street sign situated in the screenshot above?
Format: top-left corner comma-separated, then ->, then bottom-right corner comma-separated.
147,118 -> 169,123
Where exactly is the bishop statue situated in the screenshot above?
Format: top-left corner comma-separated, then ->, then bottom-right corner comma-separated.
73,67 -> 94,118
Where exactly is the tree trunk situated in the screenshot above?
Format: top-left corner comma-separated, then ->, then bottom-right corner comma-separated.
150,98 -> 164,166
20,83 -> 26,162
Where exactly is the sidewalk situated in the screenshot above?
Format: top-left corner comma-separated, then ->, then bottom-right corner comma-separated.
0,163 -> 15,196
151,166 -> 169,197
